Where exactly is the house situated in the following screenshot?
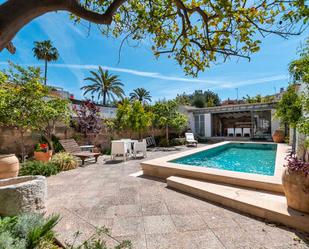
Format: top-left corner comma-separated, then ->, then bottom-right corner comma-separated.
181,102 -> 281,141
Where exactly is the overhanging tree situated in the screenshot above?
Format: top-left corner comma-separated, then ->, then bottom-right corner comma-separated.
0,0 -> 308,75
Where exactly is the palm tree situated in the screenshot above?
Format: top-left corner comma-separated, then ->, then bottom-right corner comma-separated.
129,88 -> 152,104
81,67 -> 125,106
33,40 -> 59,85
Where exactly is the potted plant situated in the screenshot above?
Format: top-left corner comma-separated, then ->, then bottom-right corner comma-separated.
272,129 -> 285,143
0,154 -> 19,179
282,153 -> 309,214
34,143 -> 52,162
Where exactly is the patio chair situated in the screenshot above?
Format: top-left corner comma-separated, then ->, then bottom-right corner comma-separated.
133,139 -> 147,158
185,133 -> 198,147
243,128 -> 251,137
235,128 -> 242,137
111,140 -> 130,161
59,139 -> 100,165
227,128 -> 235,137
145,136 -> 156,147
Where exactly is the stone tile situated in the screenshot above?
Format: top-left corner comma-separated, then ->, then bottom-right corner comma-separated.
165,200 -> 196,215
146,233 -> 184,249
107,235 -> 147,249
200,211 -> 240,229
111,217 -> 144,237
141,201 -> 170,216
104,204 -> 142,218
143,215 -> 176,234
181,230 -> 225,249
171,214 -> 208,232
212,227 -> 257,249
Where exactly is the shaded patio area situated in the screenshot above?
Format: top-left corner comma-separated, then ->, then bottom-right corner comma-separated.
46,146 -> 309,249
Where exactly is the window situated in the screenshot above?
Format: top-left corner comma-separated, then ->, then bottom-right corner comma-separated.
194,114 -> 205,136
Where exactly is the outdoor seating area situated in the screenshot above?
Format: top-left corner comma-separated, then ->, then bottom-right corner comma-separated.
111,139 -> 147,161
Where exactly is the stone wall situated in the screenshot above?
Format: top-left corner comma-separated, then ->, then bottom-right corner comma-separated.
0,124 -> 165,157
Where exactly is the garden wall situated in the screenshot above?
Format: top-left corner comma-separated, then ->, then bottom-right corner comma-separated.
0,125 -> 165,158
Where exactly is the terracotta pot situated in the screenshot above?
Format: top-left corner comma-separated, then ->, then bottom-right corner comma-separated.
272,130 -> 284,143
34,151 -> 53,162
282,169 -> 309,214
0,154 -> 19,179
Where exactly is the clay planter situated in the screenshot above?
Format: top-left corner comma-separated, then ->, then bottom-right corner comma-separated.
272,130 -> 284,143
282,169 -> 309,214
34,151 -> 53,162
0,154 -> 19,179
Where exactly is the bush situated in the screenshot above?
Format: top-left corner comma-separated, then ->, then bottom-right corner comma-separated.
158,138 -> 170,147
19,161 -> 59,177
0,213 -> 59,249
51,152 -> 79,171
170,137 -> 186,146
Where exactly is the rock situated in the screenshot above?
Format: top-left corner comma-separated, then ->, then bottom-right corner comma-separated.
0,176 -> 47,216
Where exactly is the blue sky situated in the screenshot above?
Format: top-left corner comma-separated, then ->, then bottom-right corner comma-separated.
0,9 -> 308,102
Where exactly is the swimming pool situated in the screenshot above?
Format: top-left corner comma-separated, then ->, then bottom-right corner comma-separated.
170,143 -> 277,176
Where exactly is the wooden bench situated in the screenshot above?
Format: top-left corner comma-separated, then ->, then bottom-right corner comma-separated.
59,139 -> 101,165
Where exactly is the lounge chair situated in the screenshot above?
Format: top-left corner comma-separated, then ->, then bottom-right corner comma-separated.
243,128 -> 251,137
235,128 -> 242,137
227,128 -> 235,137
133,139 -> 147,158
59,139 -> 100,165
185,133 -> 198,147
145,136 -> 156,147
111,140 -> 130,161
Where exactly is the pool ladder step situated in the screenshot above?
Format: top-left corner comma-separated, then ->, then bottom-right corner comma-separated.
167,176 -> 309,233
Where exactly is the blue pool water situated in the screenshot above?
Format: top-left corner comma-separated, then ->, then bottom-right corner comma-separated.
171,143 -> 277,176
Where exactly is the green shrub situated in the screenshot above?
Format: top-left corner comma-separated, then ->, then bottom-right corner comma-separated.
170,137 -> 186,146
158,138 -> 170,147
19,161 -> 59,177
51,152 -> 79,171
0,214 -> 59,249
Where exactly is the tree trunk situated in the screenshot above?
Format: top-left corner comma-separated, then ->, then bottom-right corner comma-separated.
165,125 -> 169,143
44,59 -> 48,85
103,91 -> 107,106
292,127 -> 297,153
19,129 -> 26,162
0,0 -> 125,52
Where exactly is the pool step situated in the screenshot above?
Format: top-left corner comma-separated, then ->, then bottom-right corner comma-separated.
167,176 -> 309,233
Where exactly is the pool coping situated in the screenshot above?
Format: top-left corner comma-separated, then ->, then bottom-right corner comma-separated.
141,141 -> 290,193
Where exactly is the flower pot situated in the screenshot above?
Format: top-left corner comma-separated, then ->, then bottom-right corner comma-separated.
282,169 -> 309,214
0,154 -> 19,179
34,151 -> 53,162
272,130 -> 284,143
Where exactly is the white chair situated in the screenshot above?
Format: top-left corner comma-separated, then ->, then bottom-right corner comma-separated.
185,133 -> 198,147
133,139 -> 147,158
111,141 -> 129,161
227,128 -> 235,137
243,128 -> 251,137
235,128 -> 242,137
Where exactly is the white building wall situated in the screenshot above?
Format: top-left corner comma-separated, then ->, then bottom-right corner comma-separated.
205,113 -> 212,137
271,109 -> 280,135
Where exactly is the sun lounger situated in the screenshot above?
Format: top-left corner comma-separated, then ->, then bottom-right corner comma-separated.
235,128 -> 242,137
59,139 -> 100,165
243,128 -> 251,137
227,128 -> 235,137
185,133 -> 198,147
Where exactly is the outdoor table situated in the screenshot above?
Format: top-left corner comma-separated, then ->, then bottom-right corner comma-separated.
80,145 -> 94,152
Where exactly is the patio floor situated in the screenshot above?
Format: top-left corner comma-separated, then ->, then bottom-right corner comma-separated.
47,146 -> 309,249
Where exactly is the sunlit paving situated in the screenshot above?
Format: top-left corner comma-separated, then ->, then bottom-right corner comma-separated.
0,0 -> 308,248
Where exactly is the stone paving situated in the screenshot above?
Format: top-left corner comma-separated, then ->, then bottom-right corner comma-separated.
47,146 -> 309,249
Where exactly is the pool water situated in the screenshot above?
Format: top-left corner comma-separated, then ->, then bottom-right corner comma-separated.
171,143 -> 277,176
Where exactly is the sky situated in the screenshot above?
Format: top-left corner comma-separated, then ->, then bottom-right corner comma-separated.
0,8 -> 308,102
